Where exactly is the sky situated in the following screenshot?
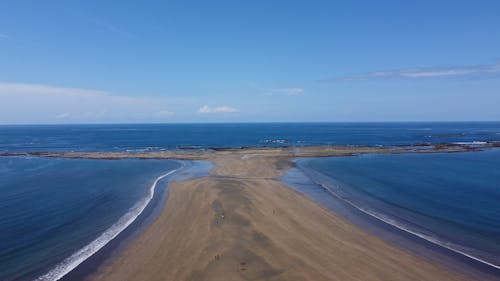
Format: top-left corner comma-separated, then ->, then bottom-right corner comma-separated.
1,0 -> 500,124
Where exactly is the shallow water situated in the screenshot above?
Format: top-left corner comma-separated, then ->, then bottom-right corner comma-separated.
293,150 -> 500,269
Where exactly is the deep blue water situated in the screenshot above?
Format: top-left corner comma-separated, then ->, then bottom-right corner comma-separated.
1,123 -> 500,280
1,122 -> 500,152
294,149 -> 500,269
0,157 -> 181,281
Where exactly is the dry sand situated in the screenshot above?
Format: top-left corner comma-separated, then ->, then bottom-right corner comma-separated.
90,152 -> 467,281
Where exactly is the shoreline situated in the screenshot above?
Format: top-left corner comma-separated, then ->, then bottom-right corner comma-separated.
39,160 -> 211,281
1,142 -> 499,160
5,144 -> 499,280
283,160 -> 500,280
35,166 -> 182,281
87,148 -> 488,281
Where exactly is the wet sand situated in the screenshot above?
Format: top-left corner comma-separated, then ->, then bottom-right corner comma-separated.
90,151 -> 467,281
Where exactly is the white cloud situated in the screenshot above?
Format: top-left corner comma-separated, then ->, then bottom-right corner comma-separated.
156,109 -> 175,116
55,112 -> 71,119
198,105 -> 238,114
0,33 -> 9,39
337,64 -> 500,81
0,82 -> 176,124
248,82 -> 305,96
269,88 -> 304,96
0,83 -> 109,96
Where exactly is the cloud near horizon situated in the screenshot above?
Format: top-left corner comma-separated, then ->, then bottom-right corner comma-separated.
156,109 -> 175,116
248,82 -> 304,96
268,88 -> 304,96
197,105 -> 238,114
329,63 -> 500,81
0,82 -> 176,123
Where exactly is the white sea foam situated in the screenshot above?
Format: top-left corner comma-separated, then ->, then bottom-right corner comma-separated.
453,141 -> 488,145
316,182 -> 500,270
35,166 -> 182,281
125,147 -> 163,152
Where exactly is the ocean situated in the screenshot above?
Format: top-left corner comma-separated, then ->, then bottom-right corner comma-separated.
286,149 -> 500,271
1,122 -> 500,153
0,157 -> 183,280
0,122 -> 499,280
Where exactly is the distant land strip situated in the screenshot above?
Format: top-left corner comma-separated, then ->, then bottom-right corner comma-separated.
1,142 -> 499,160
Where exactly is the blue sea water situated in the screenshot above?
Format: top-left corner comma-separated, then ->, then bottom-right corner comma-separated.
1,122 -> 500,280
293,149 -> 500,269
1,122 -> 500,152
0,157 -> 181,281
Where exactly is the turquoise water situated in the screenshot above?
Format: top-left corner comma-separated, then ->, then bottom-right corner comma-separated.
0,157 -> 181,280
295,149 -> 500,269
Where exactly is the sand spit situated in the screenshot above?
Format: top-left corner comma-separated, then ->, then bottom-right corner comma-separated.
87,149 -> 470,281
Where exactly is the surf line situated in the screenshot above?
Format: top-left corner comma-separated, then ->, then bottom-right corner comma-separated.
35,164 -> 184,281
313,180 -> 500,270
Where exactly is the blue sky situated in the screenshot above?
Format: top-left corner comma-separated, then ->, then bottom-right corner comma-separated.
1,0 -> 500,123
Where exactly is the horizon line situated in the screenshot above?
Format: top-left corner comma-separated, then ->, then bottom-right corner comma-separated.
1,120 -> 500,126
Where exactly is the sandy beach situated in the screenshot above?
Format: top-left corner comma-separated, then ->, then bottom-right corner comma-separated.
88,149 -> 469,281
4,1 -> 500,279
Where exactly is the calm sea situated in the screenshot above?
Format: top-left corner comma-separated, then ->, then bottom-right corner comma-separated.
1,122 -> 500,152
290,149 -> 500,270
0,157 -> 181,281
1,122 -> 499,280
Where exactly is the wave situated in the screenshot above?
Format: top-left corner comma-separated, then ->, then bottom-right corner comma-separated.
125,147 -> 164,152
261,139 -> 290,144
452,141 -> 488,145
296,165 -> 500,270
35,165 -> 183,281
